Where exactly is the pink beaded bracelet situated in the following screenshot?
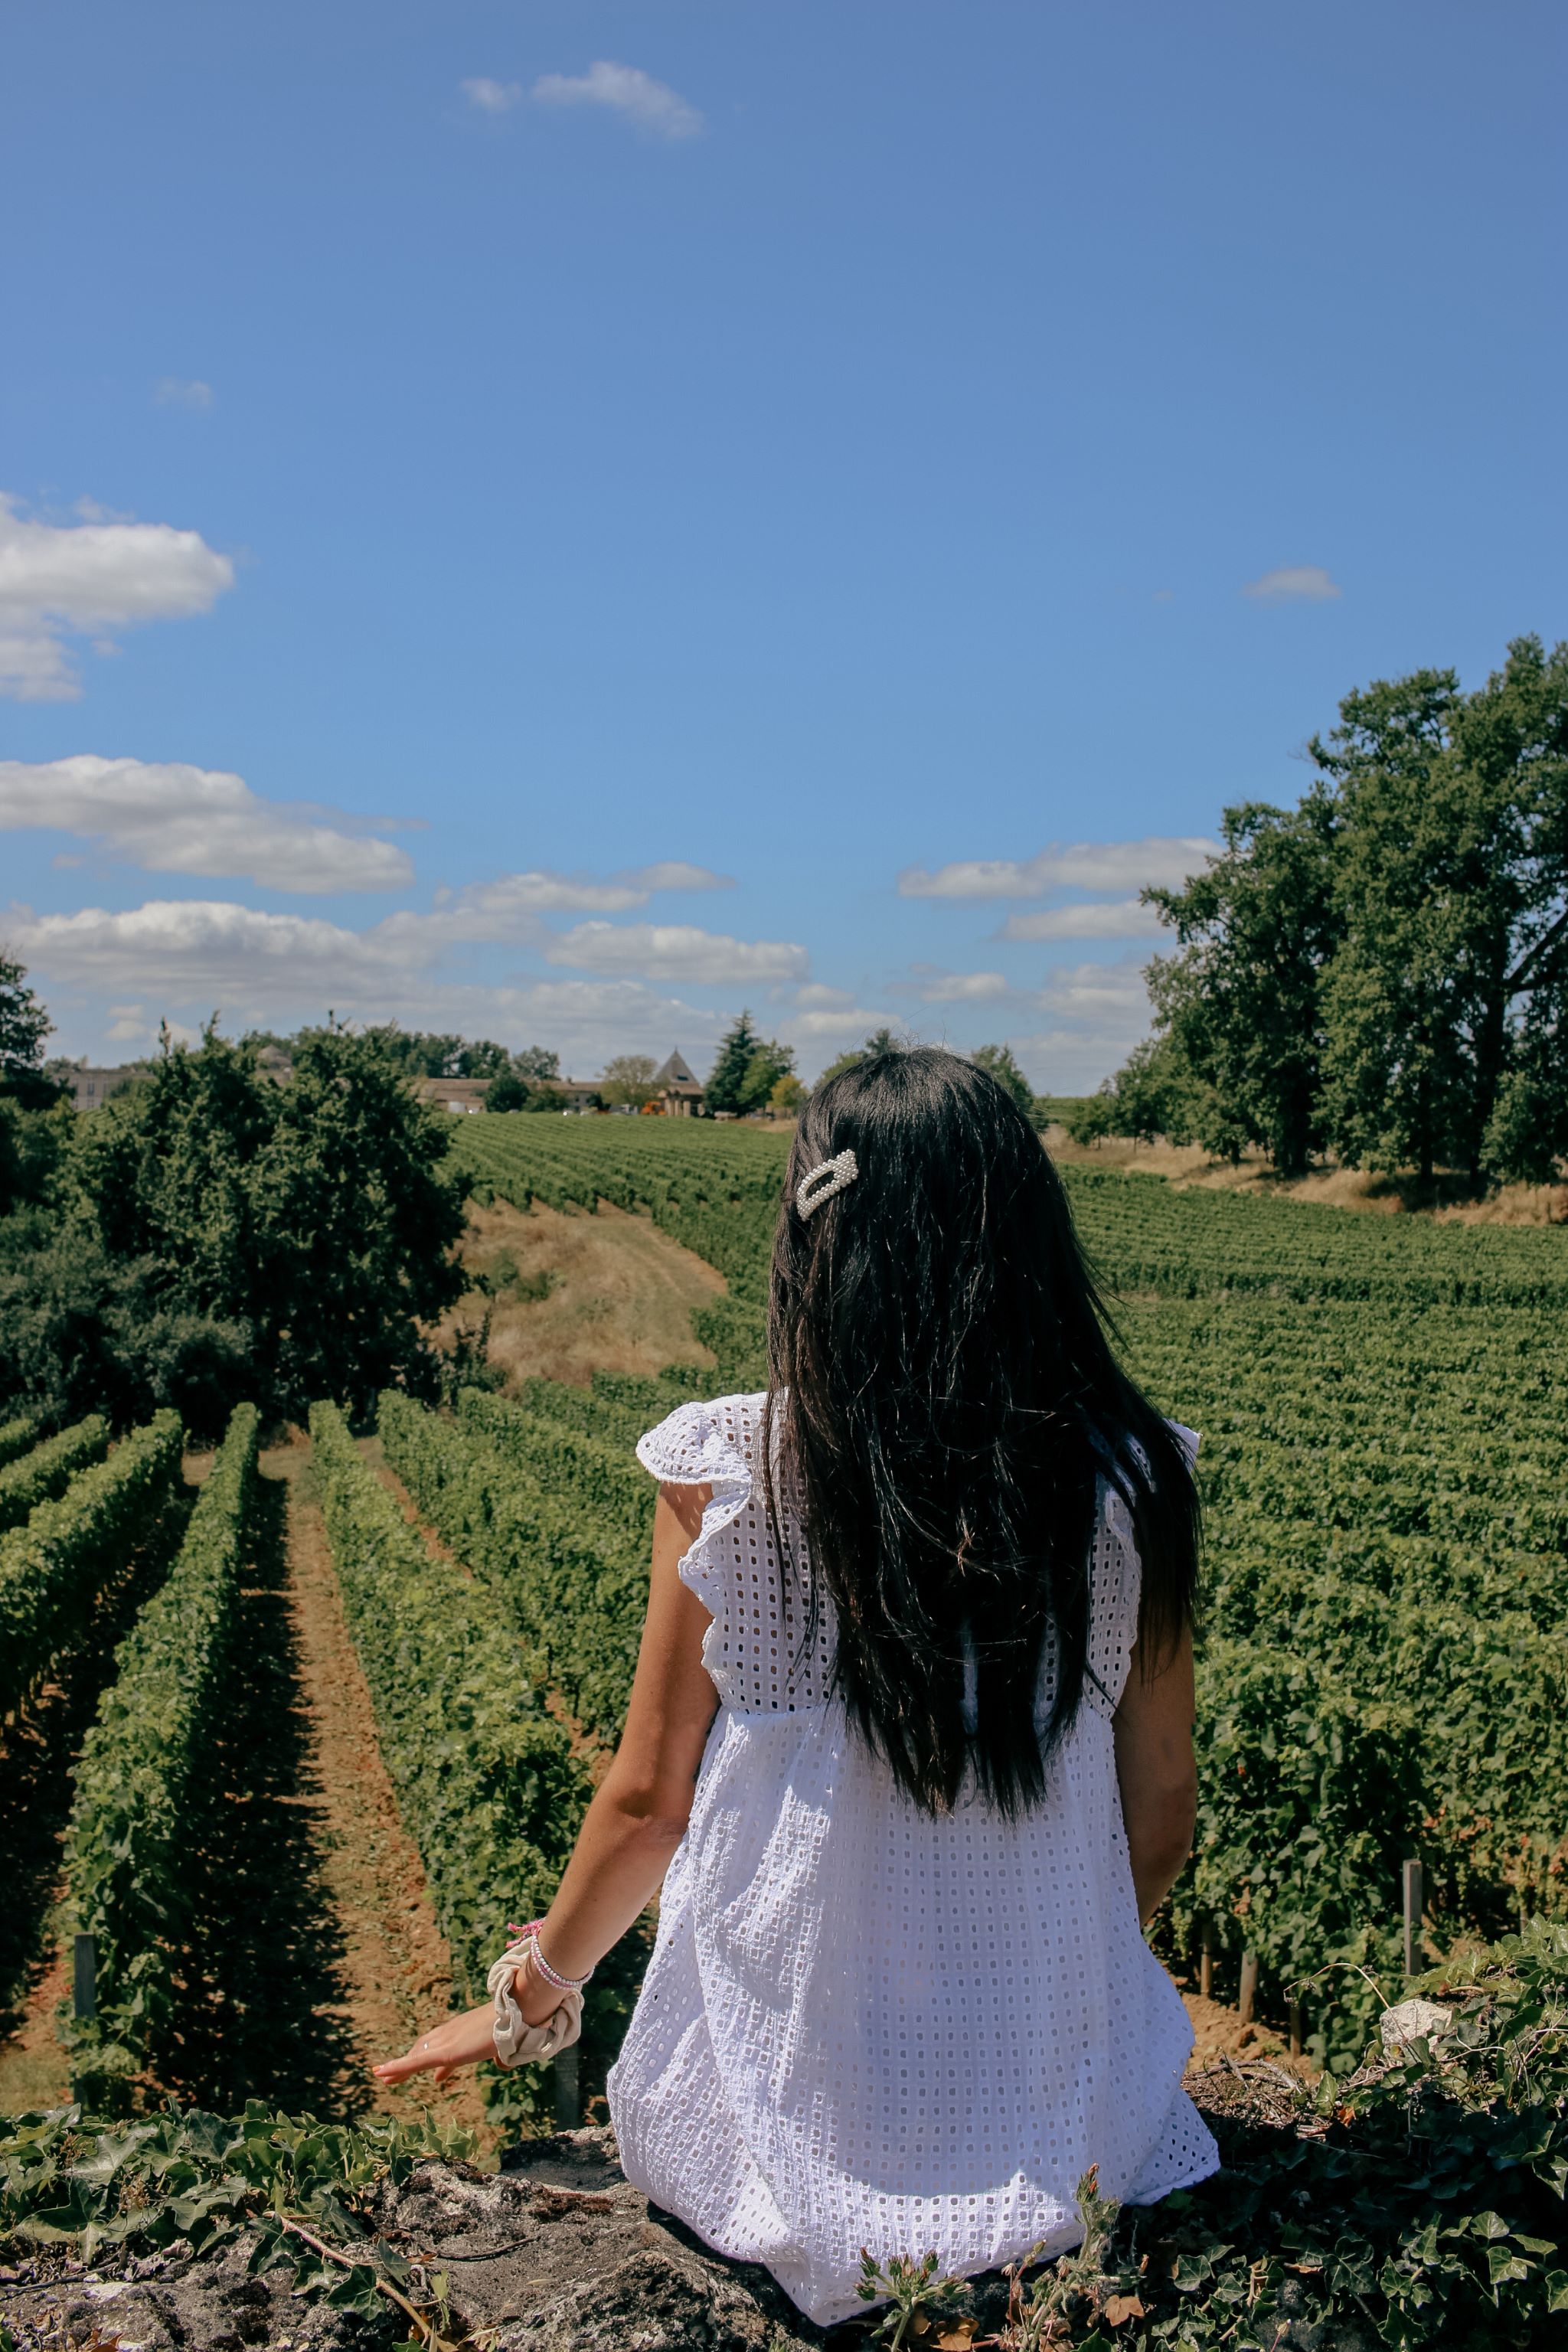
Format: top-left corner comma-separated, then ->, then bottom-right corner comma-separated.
508,1919 -> 594,1994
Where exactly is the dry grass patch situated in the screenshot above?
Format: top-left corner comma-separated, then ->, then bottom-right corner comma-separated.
441,1196 -> 724,1390
1044,1127 -> 1568,1225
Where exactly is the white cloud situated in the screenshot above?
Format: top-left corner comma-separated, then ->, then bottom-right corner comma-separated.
625,861 -> 732,895
898,836 -> 1216,900
906,968 -> 1011,1003
531,60 -> 702,140
430,861 -> 731,930
9,894 -> 729,1075
6,899 -> 404,996
0,493 -> 234,701
1004,956 -> 1155,1093
0,756 -> 413,893
1243,564 -> 1342,603
1034,957 -> 1150,1022
785,998 -> 901,1041
1000,898 -> 1165,942
543,922 -> 807,985
461,77 -> 523,113
154,378 -> 214,410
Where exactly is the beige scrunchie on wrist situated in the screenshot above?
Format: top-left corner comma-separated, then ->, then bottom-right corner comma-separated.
488,1939 -> 583,2067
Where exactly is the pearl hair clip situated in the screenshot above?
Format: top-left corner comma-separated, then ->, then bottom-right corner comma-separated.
796,1148 -> 860,1220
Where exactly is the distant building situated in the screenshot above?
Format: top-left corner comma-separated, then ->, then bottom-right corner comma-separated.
654,1050 -> 704,1117
414,1076 -> 490,1115
65,1064 -> 142,1111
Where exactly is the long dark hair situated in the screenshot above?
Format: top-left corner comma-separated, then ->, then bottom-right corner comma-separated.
763,1047 -> 1199,1818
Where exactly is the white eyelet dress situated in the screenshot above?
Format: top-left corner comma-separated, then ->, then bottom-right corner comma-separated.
606,1393 -> 1218,2326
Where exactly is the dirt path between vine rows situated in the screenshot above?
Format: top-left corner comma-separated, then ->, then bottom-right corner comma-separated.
207,1434 -> 490,2135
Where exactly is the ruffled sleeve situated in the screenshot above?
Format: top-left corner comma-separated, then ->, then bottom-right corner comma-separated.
635,1396 -> 756,1612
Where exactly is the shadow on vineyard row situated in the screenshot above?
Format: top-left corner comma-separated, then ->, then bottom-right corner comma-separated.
0,1481 -> 195,2097
0,1472 -> 338,2112
144,1468 -> 361,2115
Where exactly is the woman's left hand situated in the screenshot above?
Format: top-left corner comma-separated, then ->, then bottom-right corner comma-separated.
373,2001 -> 498,2085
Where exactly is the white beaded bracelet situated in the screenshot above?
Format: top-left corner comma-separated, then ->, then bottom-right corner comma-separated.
513,1918 -> 594,1993
487,1937 -> 583,2069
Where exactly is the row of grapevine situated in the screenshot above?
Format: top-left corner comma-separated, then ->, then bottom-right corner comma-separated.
1061,1161 -> 1568,1307
1123,1290 -> 1568,2055
0,1410 -> 43,1472
64,1403 -> 262,2081
0,1416 -> 111,1535
452,1111 -> 1568,1308
377,1387 -> 651,1740
309,1403 -> 587,2040
0,1410 -> 185,1719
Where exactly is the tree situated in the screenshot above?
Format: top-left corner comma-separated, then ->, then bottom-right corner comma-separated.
1065,1034 -> 1228,1154
53,1023 -> 467,1425
0,950 -> 51,1079
971,1043 -> 1034,1116
769,1073 -> 807,1115
0,953 -> 66,1220
360,1026 -> 514,1080
1142,797 -> 1341,1177
599,1054 -> 658,1107
513,1044 -> 560,1080
1095,636 -> 1568,1189
485,1070 -> 531,1112
1314,639 -> 1568,1187
707,1014 -> 796,1114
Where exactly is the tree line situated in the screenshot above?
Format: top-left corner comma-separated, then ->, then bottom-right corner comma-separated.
1074,635 -> 1568,1187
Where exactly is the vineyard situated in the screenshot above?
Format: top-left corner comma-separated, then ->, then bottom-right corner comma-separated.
449,1118 -> 1568,2066
2,1115 -> 1566,2345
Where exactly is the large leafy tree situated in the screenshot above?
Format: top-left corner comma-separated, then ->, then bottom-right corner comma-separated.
0,950 -> 51,1078
359,1026 -> 514,1080
599,1054 -> 658,1106
1142,798 -> 1341,1178
1315,638 -> 1568,1185
1096,636 -> 1568,1188
0,952 -> 66,1219
12,1030 -> 470,1429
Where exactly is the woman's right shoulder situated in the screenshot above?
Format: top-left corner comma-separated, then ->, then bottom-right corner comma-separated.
634,1390 -> 768,1487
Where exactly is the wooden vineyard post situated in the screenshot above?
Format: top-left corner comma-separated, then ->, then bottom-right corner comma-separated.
70,1934 -> 96,2109
1288,1995 -> 1304,2058
1403,1860 -> 1425,1975
1199,1929 -> 1213,2002
1237,1949 -> 1258,2027
554,2046 -> 580,2130
73,1935 -> 96,2021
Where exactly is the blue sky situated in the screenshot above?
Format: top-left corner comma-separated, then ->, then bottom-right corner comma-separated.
2,0 -> 1563,1084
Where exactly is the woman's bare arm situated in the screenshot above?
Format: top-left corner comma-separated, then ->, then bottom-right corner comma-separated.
1112,1626 -> 1198,1926
375,1480 -> 719,2083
